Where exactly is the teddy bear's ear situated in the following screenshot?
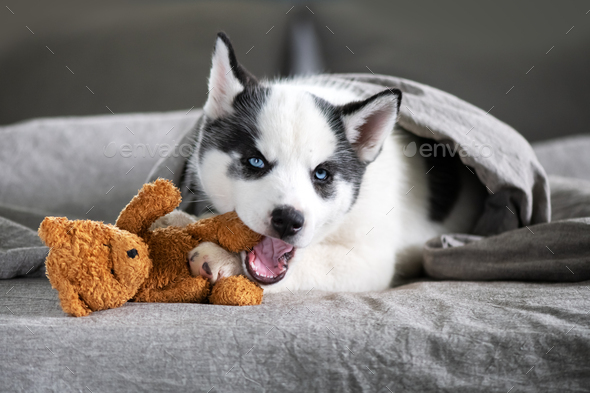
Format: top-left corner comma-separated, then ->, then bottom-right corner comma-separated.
38,217 -> 74,249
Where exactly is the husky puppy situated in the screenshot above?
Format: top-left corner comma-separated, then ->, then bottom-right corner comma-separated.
171,33 -> 485,293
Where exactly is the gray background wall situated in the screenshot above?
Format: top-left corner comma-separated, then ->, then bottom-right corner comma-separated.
1,0 -> 589,142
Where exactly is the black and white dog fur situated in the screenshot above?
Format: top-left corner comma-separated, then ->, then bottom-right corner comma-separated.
159,33 -> 485,293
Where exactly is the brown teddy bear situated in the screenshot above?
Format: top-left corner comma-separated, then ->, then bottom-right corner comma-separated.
38,179 -> 264,317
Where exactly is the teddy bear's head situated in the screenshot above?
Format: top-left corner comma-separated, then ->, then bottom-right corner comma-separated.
39,217 -> 151,317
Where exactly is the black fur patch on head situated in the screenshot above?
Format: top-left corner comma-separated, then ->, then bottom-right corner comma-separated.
199,85 -> 271,177
312,96 -> 367,202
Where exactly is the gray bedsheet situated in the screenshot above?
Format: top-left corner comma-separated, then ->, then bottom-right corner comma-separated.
1,277 -> 589,392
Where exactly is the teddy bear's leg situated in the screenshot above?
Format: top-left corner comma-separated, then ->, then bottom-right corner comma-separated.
209,276 -> 263,306
134,276 -> 211,303
187,242 -> 243,283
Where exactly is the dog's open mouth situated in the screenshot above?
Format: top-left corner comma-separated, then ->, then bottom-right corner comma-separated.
245,237 -> 295,285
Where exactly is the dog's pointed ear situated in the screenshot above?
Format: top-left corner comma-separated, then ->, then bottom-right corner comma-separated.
204,32 -> 258,119
339,89 -> 402,163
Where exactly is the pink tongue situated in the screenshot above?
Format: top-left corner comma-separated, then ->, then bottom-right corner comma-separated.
250,237 -> 293,276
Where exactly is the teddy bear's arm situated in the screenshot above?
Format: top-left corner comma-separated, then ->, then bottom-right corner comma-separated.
133,276 -> 211,304
185,212 -> 262,254
116,179 -> 181,237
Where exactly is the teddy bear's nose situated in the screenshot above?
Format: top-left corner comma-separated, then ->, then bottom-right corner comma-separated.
127,249 -> 138,258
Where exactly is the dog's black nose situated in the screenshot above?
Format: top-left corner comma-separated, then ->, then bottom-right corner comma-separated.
271,206 -> 304,238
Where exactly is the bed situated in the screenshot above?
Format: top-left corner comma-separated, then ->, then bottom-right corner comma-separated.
1,81 -> 589,392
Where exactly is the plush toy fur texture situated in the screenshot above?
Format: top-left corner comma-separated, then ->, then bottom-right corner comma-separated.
38,179 -> 263,317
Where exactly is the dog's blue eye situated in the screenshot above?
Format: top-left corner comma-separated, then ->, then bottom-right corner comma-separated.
314,168 -> 328,180
248,157 -> 265,169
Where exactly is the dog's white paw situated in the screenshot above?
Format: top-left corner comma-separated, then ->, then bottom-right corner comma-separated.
151,209 -> 197,230
187,242 -> 243,283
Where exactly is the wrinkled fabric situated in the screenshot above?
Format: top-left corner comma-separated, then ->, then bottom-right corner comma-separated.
1,277 -> 589,392
0,217 -> 47,279
425,217 -> 590,282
